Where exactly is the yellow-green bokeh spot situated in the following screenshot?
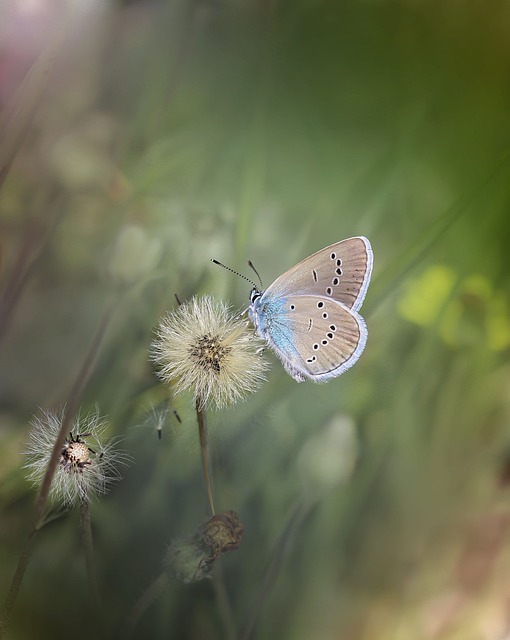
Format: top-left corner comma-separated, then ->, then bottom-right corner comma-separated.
397,265 -> 456,327
399,266 -> 510,352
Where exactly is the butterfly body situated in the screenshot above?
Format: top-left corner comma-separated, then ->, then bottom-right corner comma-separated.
248,237 -> 373,383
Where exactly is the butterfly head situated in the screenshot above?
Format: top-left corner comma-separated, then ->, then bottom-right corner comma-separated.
248,287 -> 262,329
249,287 -> 262,305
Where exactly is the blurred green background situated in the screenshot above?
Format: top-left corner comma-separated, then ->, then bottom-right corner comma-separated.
1,0 -> 510,638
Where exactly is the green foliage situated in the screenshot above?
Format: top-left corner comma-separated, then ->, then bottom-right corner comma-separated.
1,0 -> 510,638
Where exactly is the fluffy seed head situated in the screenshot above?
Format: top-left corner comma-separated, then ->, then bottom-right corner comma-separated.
151,295 -> 269,409
24,408 -> 124,506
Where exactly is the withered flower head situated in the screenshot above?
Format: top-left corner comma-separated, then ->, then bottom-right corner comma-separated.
167,510 -> 244,583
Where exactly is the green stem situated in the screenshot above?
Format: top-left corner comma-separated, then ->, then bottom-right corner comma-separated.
122,573 -> 169,640
0,528 -> 38,638
366,146 -> 510,317
196,401 -> 216,516
239,500 -> 310,640
212,561 -> 237,640
0,296 -> 118,638
79,498 -> 102,623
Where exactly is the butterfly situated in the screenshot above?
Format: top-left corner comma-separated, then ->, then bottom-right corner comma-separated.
248,237 -> 373,383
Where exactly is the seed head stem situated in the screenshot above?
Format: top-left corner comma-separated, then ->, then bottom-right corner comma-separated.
122,572 -> 169,639
80,498 -> 103,631
196,400 -> 215,517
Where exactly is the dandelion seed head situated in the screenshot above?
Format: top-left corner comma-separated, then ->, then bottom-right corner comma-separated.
24,408 -> 125,506
151,295 -> 269,410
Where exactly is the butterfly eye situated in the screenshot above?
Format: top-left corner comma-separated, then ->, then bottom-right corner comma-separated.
322,312 -> 328,319
336,258 -> 342,267
321,339 -> 328,345
329,324 -> 337,332
335,267 -> 343,276
332,278 -> 339,286
306,355 -> 317,363
326,287 -> 332,295
327,332 -> 334,339
330,252 -> 336,260
290,304 -> 296,310
313,343 -> 319,350
317,301 -> 324,309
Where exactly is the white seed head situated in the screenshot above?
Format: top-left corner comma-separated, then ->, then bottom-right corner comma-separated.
24,408 -> 125,506
151,295 -> 269,410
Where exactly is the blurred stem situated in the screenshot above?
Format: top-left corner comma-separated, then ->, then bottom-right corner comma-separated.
239,500 -> 310,640
79,498 -> 103,626
122,572 -> 169,640
0,295 -> 119,638
0,208 -> 61,348
234,110 -> 266,272
212,561 -> 237,640
366,146 -> 510,317
196,401 -> 216,516
150,1 -> 200,136
196,403 -> 235,638
0,13 -> 68,189
234,20 -> 273,268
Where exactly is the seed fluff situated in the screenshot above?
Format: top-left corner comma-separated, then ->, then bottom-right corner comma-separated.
151,295 -> 269,410
24,408 -> 125,507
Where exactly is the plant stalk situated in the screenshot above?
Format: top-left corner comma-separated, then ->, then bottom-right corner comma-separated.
80,498 -> 102,621
123,573 -> 169,640
196,401 -> 216,516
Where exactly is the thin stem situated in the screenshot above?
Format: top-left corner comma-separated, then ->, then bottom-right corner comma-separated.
365,145 -> 510,317
0,11 -> 68,190
196,401 -> 216,516
212,561 -> 237,640
122,573 -> 169,640
0,529 -> 38,638
239,500 -> 310,640
0,219 -> 46,346
0,296 -> 119,638
79,498 -> 102,623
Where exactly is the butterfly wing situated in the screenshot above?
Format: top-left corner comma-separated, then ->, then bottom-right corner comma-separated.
265,236 -> 373,312
258,293 -> 367,382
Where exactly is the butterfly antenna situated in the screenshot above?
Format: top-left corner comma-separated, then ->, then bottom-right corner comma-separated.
247,260 -> 263,289
211,259 -> 258,289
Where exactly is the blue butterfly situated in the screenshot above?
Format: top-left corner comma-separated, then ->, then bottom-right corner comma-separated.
248,237 -> 373,382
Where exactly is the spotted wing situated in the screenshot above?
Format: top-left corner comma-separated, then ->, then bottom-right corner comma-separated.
265,236 -> 373,313
263,294 -> 367,383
